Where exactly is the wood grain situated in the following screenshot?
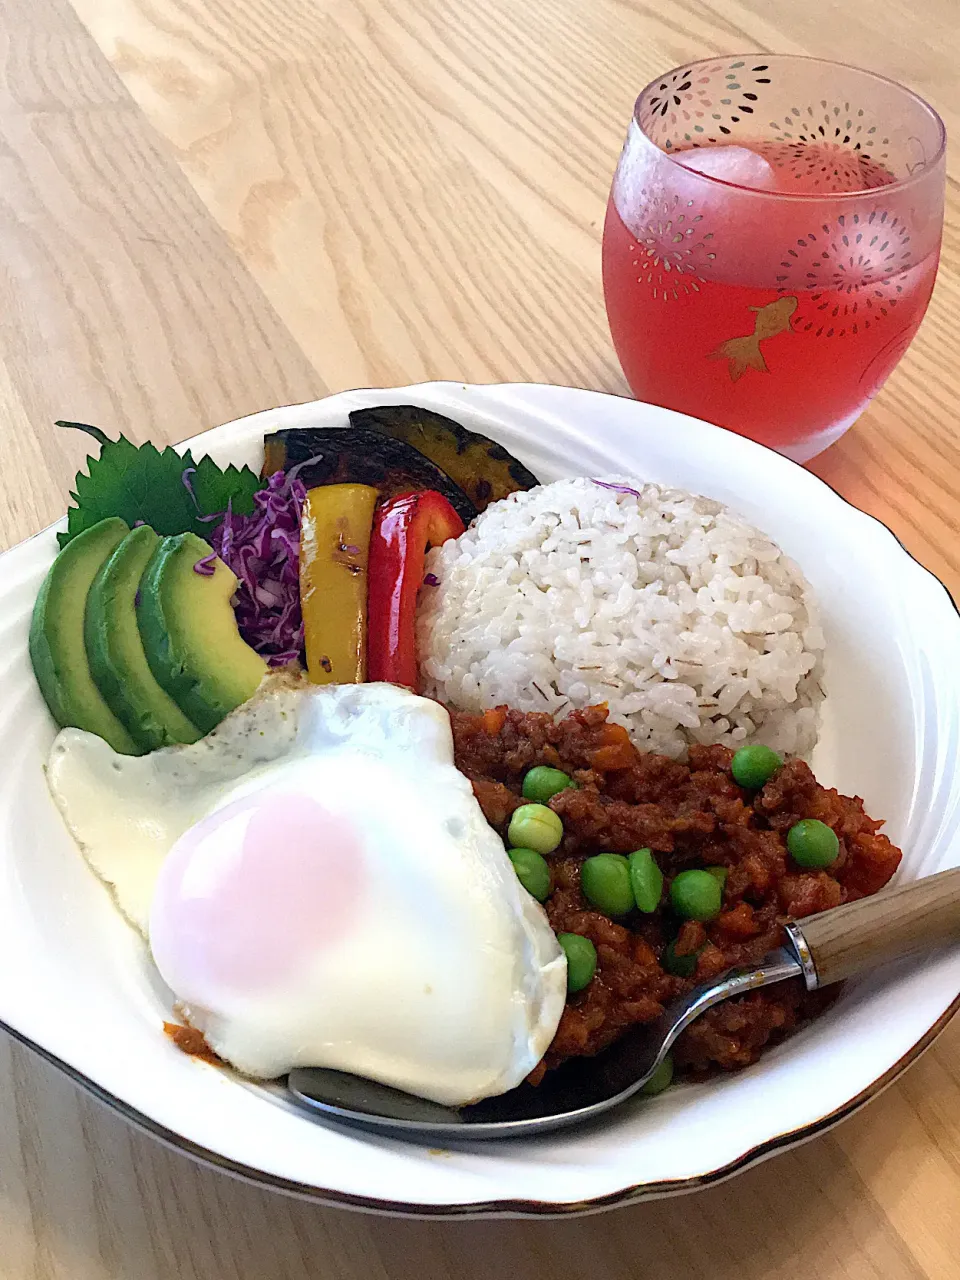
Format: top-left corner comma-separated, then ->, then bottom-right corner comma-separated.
0,0 -> 324,551
0,0 -> 958,1274
794,869 -> 960,987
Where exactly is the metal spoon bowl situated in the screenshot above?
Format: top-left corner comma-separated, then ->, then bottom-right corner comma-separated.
288,947 -> 799,1140
288,868 -> 960,1142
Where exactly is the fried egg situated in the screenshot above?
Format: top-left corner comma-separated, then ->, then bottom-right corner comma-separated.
46,676 -> 566,1105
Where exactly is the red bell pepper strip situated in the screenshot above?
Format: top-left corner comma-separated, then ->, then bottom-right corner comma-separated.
367,490 -> 465,689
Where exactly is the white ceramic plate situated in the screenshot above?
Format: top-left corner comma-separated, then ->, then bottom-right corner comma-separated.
3,382 -> 959,1217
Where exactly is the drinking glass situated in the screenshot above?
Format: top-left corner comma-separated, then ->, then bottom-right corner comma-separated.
602,55 -> 946,461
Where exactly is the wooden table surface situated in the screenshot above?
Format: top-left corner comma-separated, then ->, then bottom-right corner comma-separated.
1,0 -> 958,1274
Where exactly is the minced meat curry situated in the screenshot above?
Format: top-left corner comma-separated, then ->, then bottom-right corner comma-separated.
449,703 -> 902,1081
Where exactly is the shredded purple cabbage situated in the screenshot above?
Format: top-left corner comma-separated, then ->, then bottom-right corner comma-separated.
591,479 -> 643,499
193,551 -> 217,576
206,470 -> 306,666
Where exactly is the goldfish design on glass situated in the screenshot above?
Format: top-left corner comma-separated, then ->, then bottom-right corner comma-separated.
709,296 -> 798,381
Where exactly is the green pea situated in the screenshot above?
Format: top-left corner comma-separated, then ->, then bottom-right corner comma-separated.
705,865 -> 728,889
522,765 -> 574,804
670,869 -> 723,921
662,939 -> 701,978
629,848 -> 663,913
640,1053 -> 674,1096
581,853 -> 635,916
508,848 -> 552,901
731,743 -> 783,789
507,803 -> 563,855
558,932 -> 597,993
787,818 -> 840,868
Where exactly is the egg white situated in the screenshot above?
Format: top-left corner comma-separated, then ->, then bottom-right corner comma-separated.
46,671 -> 304,936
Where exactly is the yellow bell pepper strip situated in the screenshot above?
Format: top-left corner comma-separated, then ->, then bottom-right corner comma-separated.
299,484 -> 377,684
366,490 -> 465,689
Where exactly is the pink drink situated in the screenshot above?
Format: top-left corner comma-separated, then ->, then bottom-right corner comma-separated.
603,58 -> 945,460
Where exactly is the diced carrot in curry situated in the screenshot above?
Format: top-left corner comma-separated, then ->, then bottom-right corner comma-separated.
482,707 -> 507,735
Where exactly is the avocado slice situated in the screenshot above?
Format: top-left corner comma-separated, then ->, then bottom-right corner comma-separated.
29,517 -> 138,754
137,532 -> 267,734
85,525 -> 203,752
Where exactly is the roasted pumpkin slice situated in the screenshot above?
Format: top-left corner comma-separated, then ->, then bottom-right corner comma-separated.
347,404 -> 539,511
261,426 -> 476,525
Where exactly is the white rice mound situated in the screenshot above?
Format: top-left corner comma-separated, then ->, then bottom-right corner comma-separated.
417,477 -> 825,761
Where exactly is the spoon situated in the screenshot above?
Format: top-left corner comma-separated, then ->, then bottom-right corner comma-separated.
288,865 -> 960,1141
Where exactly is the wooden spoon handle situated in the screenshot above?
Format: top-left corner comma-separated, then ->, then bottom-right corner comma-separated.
786,866 -> 960,989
